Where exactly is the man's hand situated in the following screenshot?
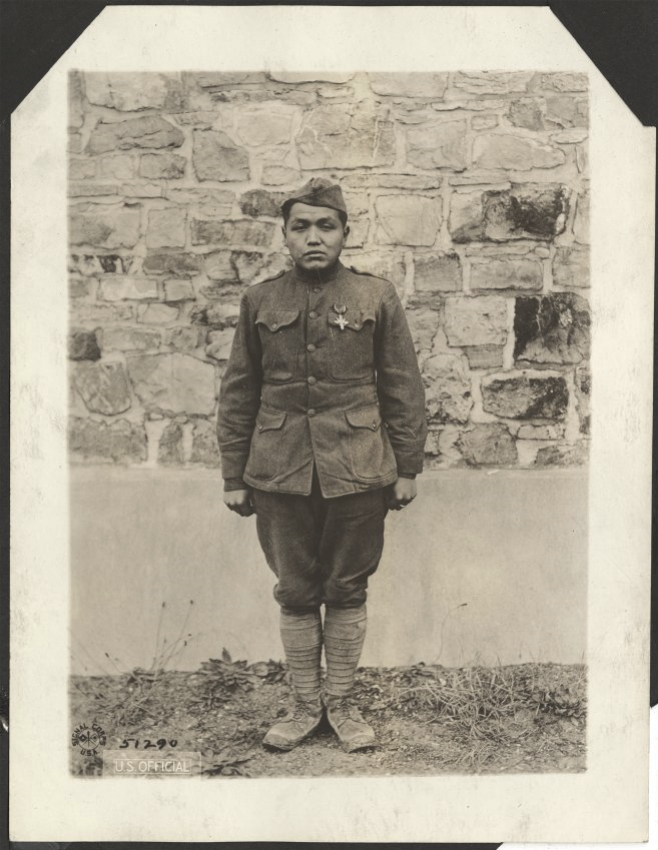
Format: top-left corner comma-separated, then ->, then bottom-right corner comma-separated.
223,488 -> 255,517
387,478 -> 417,511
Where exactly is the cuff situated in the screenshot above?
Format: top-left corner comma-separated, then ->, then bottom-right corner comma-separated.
397,473 -> 417,480
224,477 -> 248,492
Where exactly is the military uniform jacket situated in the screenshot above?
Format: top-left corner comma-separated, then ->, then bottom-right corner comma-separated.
217,261 -> 428,498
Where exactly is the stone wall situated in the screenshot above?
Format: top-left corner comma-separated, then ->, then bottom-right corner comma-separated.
68,71 -> 590,470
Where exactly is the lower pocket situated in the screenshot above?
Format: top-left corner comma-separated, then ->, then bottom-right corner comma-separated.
345,405 -> 396,480
245,409 -> 287,481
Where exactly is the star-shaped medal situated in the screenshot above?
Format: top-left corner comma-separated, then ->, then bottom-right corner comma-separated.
335,314 -> 349,330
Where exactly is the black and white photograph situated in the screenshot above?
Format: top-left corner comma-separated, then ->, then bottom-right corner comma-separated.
9,5 -> 653,844
67,66 -> 590,779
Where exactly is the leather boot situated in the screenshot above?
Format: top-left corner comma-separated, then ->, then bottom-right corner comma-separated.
263,698 -> 324,751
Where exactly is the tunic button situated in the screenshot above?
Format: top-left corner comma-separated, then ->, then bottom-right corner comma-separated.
307,376 -> 317,385
306,343 -> 316,353
313,286 -> 321,293
309,311 -> 318,319
307,408 -> 316,417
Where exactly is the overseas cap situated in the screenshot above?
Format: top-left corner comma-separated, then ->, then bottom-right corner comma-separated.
281,177 -> 347,219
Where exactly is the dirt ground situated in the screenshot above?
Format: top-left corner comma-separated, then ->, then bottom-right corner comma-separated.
70,659 -> 586,778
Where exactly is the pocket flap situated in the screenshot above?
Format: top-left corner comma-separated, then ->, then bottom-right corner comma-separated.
328,309 -> 375,331
256,409 -> 287,433
345,406 -> 381,431
255,310 -> 300,332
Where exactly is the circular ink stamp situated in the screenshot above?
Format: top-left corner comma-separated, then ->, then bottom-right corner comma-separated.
72,721 -> 107,756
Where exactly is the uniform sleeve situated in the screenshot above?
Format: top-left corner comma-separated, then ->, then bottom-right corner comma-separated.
216,293 -> 263,484
374,283 -> 428,476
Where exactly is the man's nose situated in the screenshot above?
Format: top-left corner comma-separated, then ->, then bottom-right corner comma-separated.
306,227 -> 322,244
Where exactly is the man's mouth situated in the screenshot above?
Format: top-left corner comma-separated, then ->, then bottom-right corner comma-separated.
304,251 -> 326,257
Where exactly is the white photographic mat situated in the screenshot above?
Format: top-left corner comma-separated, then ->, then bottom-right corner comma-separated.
10,5 -> 654,842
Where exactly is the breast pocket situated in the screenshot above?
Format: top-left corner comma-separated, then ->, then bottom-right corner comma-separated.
255,309 -> 300,383
328,309 -> 376,382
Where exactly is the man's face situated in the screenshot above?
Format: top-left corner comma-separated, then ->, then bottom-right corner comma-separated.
283,202 -> 349,273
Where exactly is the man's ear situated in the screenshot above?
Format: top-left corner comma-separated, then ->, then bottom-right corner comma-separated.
281,224 -> 287,240
343,225 -> 350,240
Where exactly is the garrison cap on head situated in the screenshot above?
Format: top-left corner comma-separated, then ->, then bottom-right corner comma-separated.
281,177 -> 347,220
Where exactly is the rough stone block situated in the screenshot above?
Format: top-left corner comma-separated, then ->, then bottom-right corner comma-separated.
69,159 -> 96,180
85,72 -> 182,111
72,360 -> 132,414
369,73 -> 448,98
232,251 -> 289,285
449,184 -> 570,243
69,417 -> 147,464
262,165 -> 303,186
127,352 -> 216,415
375,195 -> 442,246
344,174 -> 442,191
552,246 -> 589,288
164,279 -> 196,302
463,345 -> 504,369
68,182 -> 120,198
508,99 -> 545,131
205,329 -> 235,361
87,115 -> 184,154
405,306 -> 441,353
158,420 -> 185,465
473,133 -> 565,170
453,71 -> 534,94
406,120 -> 468,170
139,153 -> 187,179
146,207 -> 187,249
192,129 -> 249,182
98,276 -> 158,301
575,365 -> 590,435
101,327 -> 161,352
470,257 -> 543,292
71,253 -> 132,277
69,276 -> 92,299
444,296 -> 507,346
414,253 -> 462,293
166,188 -> 234,217
296,105 -> 395,170
545,95 -> 588,129
481,373 -> 569,419
573,189 -> 589,244
70,302 -> 134,325
99,155 -> 136,180
540,73 -> 588,93
69,203 -> 141,249
472,114 -> 499,131
68,329 -> 101,361
239,189 -> 287,218
192,302 -> 241,330
517,423 -> 564,440
68,70 -> 84,129
458,423 -> 518,466
143,253 -> 202,276
190,419 -> 221,467
343,252 -> 406,287
535,441 -> 588,466
191,219 -> 275,248
514,293 -> 590,365
422,354 -> 473,424
139,304 -> 179,324
68,133 -> 83,154
121,182 -> 163,199
165,326 -> 203,352
237,111 -> 294,146
268,71 -> 353,84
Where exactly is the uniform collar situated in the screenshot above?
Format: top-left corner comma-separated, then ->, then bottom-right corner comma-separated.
292,259 -> 345,286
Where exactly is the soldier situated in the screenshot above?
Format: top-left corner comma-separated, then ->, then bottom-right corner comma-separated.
217,177 -> 427,753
